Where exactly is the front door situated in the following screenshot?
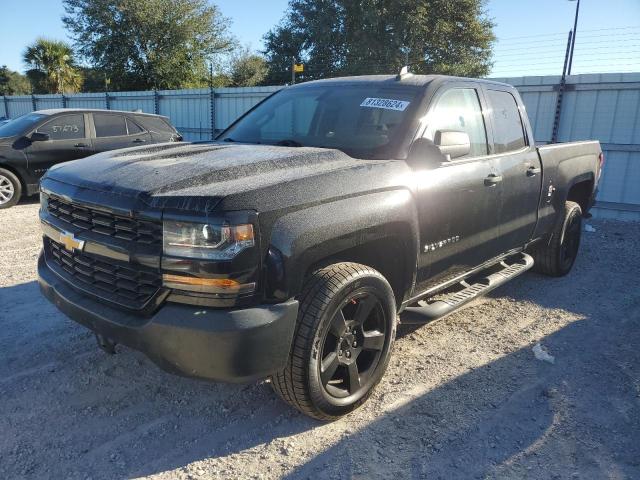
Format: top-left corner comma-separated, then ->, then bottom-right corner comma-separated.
414,86 -> 502,292
484,87 -> 542,251
25,113 -> 90,179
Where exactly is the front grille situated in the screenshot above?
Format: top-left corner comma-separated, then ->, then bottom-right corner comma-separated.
46,195 -> 161,247
45,238 -> 162,310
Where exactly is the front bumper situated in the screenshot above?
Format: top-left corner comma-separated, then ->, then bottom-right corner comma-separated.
38,253 -> 298,383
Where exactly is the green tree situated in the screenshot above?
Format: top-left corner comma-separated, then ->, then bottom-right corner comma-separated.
229,49 -> 268,87
63,0 -> 236,91
23,38 -> 83,94
263,0 -> 495,84
0,66 -> 31,96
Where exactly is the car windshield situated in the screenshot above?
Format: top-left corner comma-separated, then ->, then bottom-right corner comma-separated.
219,84 -> 421,159
0,113 -> 46,138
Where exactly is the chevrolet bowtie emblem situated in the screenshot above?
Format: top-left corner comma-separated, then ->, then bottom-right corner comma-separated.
59,231 -> 85,252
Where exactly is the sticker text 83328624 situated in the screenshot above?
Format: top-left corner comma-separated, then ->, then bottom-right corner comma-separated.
360,98 -> 411,111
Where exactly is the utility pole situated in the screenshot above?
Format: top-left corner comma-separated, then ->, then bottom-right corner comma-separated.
551,30 -> 574,143
567,0 -> 580,75
291,57 -> 296,85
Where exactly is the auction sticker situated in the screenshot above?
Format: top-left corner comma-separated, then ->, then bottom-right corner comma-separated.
360,97 -> 410,111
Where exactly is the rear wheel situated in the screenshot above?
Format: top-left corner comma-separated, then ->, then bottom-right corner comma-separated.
272,262 -> 397,420
531,201 -> 582,276
0,168 -> 21,209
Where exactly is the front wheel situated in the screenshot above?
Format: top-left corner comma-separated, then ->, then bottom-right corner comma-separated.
272,262 -> 397,420
0,168 -> 21,209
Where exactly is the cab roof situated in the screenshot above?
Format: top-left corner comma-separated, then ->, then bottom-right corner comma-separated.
291,74 -> 514,90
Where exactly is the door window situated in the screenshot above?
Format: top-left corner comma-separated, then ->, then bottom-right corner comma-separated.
126,118 -> 144,135
94,114 -> 128,137
487,90 -> 527,153
36,114 -> 85,140
426,88 -> 488,158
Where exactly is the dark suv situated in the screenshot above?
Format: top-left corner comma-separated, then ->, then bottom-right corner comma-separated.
0,109 -> 181,208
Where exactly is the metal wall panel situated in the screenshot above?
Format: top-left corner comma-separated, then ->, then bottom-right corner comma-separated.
159,88 -> 211,142
109,90 -> 156,114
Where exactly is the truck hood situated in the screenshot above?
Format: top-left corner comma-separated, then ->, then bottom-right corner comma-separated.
43,142 -> 409,212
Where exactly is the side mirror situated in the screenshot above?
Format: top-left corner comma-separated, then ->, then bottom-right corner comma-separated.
434,130 -> 470,160
406,137 -> 447,169
30,132 -> 50,142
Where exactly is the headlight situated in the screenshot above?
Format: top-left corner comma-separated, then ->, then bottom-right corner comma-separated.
163,221 -> 255,260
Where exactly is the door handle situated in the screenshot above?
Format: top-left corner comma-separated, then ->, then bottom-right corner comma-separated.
484,174 -> 503,186
132,138 -> 146,144
527,166 -> 541,176
74,143 -> 88,148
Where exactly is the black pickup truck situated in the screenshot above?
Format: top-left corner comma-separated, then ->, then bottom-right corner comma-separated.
38,74 -> 603,420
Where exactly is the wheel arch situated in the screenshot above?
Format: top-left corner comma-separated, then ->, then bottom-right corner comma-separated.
566,177 -> 594,215
264,190 -> 419,308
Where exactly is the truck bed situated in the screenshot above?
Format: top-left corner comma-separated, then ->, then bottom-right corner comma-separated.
533,140 -> 602,239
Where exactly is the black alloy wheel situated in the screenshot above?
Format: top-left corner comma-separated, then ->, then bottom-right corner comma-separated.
271,262 -> 397,420
319,289 -> 387,401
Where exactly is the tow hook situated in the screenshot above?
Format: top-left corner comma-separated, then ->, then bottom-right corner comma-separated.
95,334 -> 117,354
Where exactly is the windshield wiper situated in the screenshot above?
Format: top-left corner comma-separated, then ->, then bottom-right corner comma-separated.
273,139 -> 304,147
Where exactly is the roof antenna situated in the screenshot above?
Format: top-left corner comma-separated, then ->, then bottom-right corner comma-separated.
396,65 -> 411,80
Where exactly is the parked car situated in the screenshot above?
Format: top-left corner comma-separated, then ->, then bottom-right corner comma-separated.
0,109 -> 182,208
38,73 -> 602,420
0,117 -> 10,127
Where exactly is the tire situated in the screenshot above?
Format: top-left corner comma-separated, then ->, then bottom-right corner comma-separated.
0,168 -> 22,209
272,262 -> 397,420
531,201 -> 582,277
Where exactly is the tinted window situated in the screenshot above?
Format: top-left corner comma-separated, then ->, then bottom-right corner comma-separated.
94,114 -> 127,137
487,90 -> 526,153
36,114 -> 85,140
427,88 -> 488,158
0,113 -> 46,138
126,118 -> 144,135
220,85 -> 420,159
138,116 -> 175,133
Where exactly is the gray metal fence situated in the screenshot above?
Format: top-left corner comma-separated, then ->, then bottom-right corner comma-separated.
2,73 -> 639,220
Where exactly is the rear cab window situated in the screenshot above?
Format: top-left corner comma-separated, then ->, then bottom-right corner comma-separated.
36,114 -> 86,140
486,89 -> 527,153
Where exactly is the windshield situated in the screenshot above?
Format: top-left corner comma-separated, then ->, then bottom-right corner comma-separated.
219,84 -> 421,159
0,113 -> 47,138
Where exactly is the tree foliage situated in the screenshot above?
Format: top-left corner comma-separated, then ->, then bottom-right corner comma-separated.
229,49 -> 268,87
0,66 -> 31,96
62,0 -> 236,90
263,0 -> 495,84
23,38 -> 83,94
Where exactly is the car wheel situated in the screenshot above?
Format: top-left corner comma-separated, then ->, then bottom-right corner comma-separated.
272,262 -> 397,420
531,201 -> 582,277
0,168 -> 21,209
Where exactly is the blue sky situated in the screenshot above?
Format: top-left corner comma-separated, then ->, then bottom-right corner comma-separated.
1,0 -> 638,78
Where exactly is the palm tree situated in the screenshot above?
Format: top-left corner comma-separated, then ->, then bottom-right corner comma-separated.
23,38 -> 82,94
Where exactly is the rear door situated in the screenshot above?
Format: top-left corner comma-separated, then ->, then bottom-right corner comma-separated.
483,87 -> 542,251
24,113 -> 90,178
414,84 -> 503,291
90,113 -> 151,153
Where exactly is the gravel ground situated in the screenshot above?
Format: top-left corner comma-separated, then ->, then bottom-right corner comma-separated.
1,200 -> 639,480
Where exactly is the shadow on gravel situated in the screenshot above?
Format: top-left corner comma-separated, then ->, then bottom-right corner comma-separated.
284,301 -> 640,479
